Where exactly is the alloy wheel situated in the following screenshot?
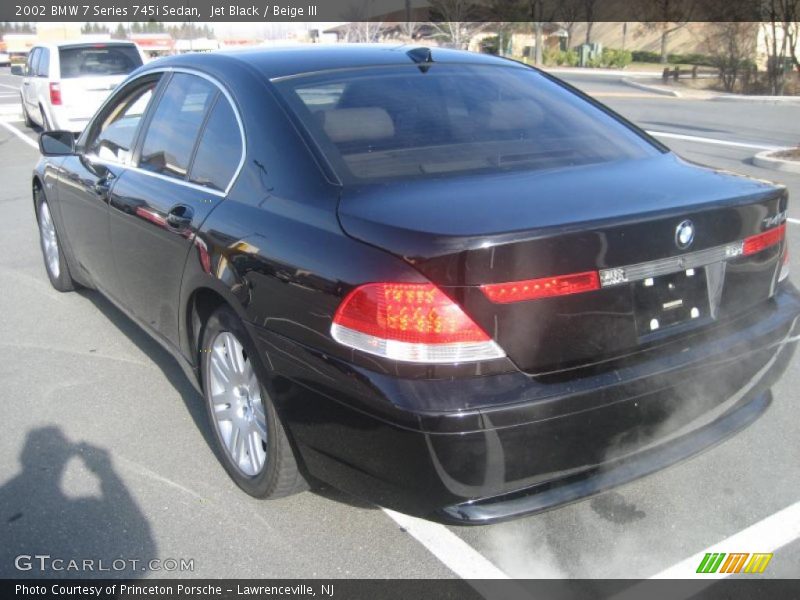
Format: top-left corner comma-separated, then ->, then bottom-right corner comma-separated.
38,200 -> 60,279
207,331 -> 268,477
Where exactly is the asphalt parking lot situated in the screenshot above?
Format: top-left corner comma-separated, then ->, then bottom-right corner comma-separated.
0,65 -> 798,583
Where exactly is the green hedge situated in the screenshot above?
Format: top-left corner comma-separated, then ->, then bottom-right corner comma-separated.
631,50 -> 661,63
601,48 -> 633,68
543,48 -> 579,67
631,50 -> 716,66
542,47 -> 631,68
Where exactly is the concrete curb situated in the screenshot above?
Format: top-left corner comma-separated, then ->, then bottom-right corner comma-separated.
711,94 -> 800,104
621,78 -> 681,97
753,149 -> 800,173
544,67 -> 661,78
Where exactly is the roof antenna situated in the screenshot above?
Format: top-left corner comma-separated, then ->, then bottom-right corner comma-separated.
406,47 -> 434,72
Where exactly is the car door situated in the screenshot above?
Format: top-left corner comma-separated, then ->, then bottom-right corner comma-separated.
108,72 -> 243,346
21,47 -> 39,117
56,74 -> 163,299
34,47 -> 50,124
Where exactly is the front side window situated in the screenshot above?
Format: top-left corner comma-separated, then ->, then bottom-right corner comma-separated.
188,96 -> 242,191
85,78 -> 158,164
138,73 -> 217,180
26,48 -> 40,77
274,64 -> 662,183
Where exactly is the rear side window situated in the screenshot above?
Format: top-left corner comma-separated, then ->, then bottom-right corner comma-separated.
139,73 -> 217,180
274,64 -> 661,182
36,48 -> 49,77
188,97 -> 242,191
58,45 -> 142,78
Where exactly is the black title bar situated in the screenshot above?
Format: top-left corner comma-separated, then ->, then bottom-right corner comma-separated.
5,579 -> 800,600
2,0 -> 777,23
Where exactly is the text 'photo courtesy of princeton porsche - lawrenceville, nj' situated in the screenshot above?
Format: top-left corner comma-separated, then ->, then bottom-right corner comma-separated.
0,1 -> 799,599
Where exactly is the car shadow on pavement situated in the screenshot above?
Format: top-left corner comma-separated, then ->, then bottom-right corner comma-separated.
310,483 -> 377,510
77,289 -> 216,453
0,426 -> 156,578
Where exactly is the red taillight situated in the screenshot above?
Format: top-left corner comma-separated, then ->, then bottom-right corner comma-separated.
480,271 -> 600,304
743,223 -> 785,256
331,282 -> 504,363
335,283 -> 489,344
49,82 -> 61,106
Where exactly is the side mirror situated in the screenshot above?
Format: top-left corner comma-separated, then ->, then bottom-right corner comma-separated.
10,65 -> 24,76
39,131 -> 75,156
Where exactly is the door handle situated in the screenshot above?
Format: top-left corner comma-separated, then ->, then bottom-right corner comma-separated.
166,205 -> 194,230
94,178 -> 112,200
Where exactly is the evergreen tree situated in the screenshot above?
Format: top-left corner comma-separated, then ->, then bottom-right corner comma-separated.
113,24 -> 128,40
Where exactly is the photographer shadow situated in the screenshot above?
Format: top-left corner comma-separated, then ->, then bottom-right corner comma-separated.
0,426 -> 156,578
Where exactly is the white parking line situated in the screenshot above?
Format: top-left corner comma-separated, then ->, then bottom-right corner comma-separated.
0,83 -> 19,91
646,130 -> 783,151
381,508 -> 509,579
788,218 -> 800,225
0,119 -> 37,150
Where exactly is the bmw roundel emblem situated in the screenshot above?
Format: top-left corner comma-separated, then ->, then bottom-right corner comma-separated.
675,220 -> 695,250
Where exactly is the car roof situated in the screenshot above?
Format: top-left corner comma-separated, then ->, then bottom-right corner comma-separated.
146,44 -> 522,80
34,40 -> 138,50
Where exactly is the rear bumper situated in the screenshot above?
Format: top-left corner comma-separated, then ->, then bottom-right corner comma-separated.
48,106 -> 90,133
252,284 -> 800,523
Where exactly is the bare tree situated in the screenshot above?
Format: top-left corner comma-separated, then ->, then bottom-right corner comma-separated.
398,21 -> 423,41
428,0 -> 485,49
637,0 -> 696,64
520,0 -> 559,65
339,1 -> 384,43
557,0 -> 582,48
398,0 -> 422,40
702,22 -> 758,92
583,0 -> 599,44
342,21 -> 384,43
761,0 -> 800,95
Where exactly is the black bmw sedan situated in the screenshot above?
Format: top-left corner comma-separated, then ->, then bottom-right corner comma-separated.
33,45 -> 799,523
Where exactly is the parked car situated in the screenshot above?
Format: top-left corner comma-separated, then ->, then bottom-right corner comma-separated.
0,52 -> 11,67
32,46 -> 800,523
12,41 -> 144,132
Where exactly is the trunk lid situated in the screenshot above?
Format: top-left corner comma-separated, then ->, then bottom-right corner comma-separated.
337,155 -> 788,374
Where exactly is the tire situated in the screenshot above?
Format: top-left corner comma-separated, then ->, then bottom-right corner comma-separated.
21,98 -> 34,128
201,305 -> 307,498
35,186 -> 75,292
39,105 -> 51,131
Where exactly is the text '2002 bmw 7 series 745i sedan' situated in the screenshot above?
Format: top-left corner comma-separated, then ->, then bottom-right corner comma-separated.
33,45 -> 800,524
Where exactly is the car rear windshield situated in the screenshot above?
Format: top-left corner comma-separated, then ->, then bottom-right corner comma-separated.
59,45 -> 142,78
273,64 -> 662,183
